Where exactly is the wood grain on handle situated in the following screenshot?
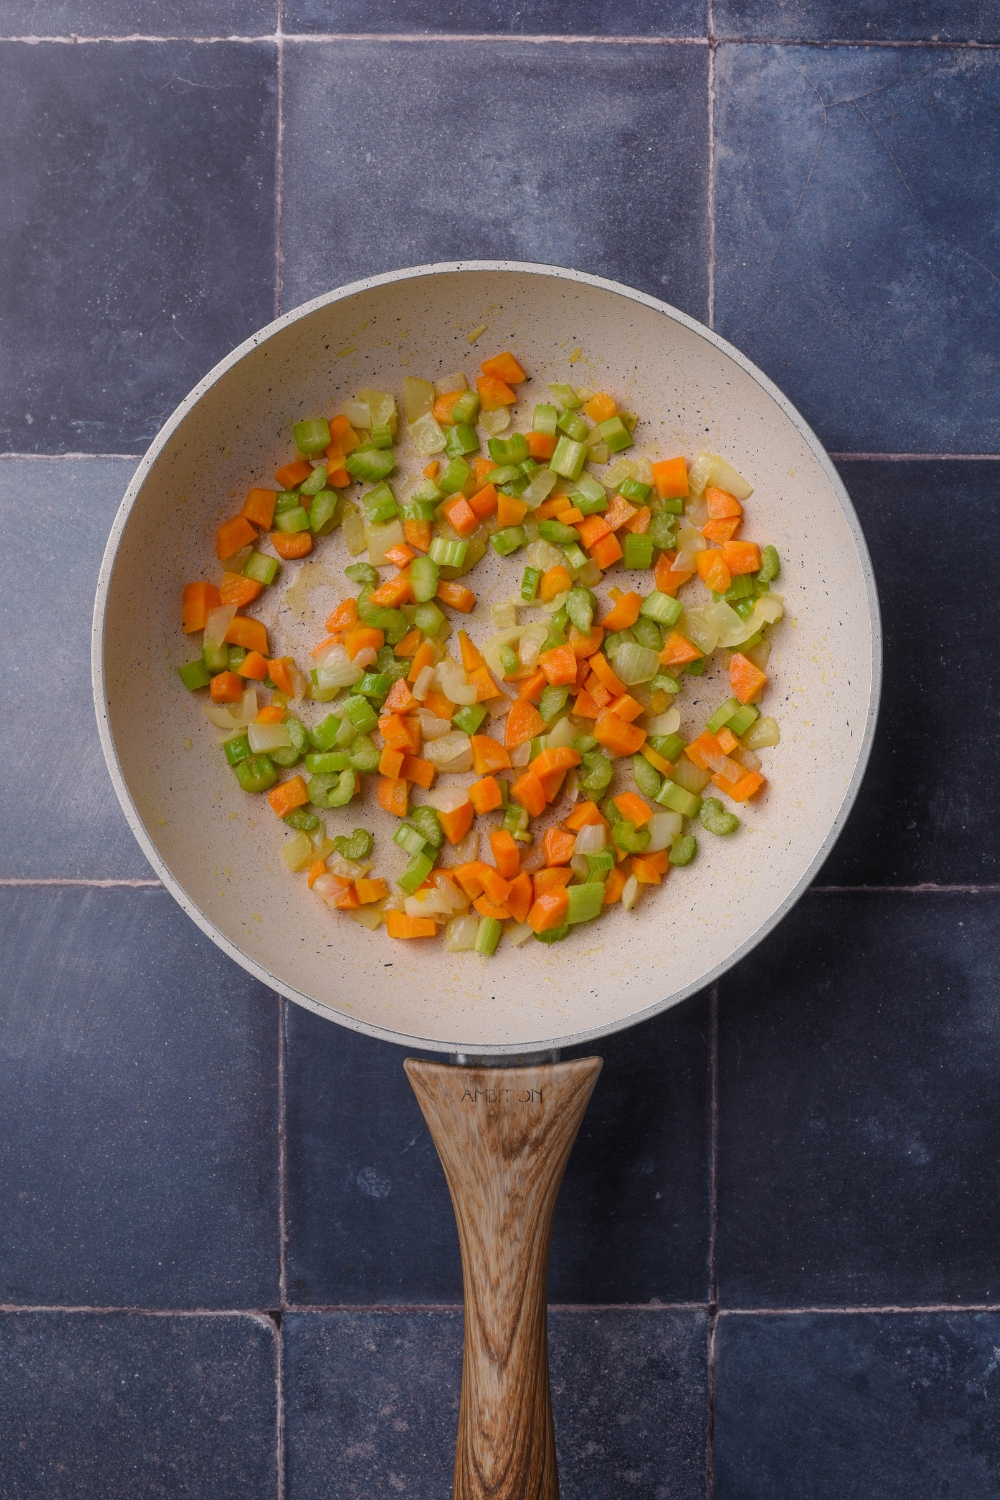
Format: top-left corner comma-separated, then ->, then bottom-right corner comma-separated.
405,1056 -> 602,1500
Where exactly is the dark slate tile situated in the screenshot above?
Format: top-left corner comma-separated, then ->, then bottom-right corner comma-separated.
716,892 -> 1000,1308
280,40 -> 708,319
715,1311 -> 1000,1500
713,0 -> 1000,41
284,1308 -> 707,1500
0,887 -> 280,1309
0,0 -> 276,35
0,457 -> 155,879
0,40 -> 276,454
713,45 -> 1000,454
820,460 -> 1000,886
284,996 -> 711,1306
283,0 -> 706,36
0,1312 -> 276,1499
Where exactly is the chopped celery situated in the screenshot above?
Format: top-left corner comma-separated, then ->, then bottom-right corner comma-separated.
538,684 -> 569,722
274,491 -> 300,514
356,672 -> 391,702
595,417 -> 632,452
452,703 -> 488,735
410,555 -> 439,603
685,658 -> 706,676
587,848 -> 615,878
758,544 -> 781,583
534,924 -> 570,944
547,383 -> 583,409
537,519 -> 579,545
488,433 -> 529,465
566,883 -> 605,924
647,513 -> 677,551
283,807 -> 320,832
622,534 -> 654,569
428,536 -> 468,568
660,496 -> 685,514
753,577 -> 771,597
550,436 -> 587,480
361,483 -> 399,524
199,640 -> 228,677
343,696 -> 378,734
309,490 -> 339,535
414,601 -> 447,636
632,754 -> 663,799
580,749 -> 613,793
562,543 -> 588,572
402,497 -> 439,521
274,506 -> 310,533
444,423 -> 479,458
299,464 -> 328,496
376,647 -> 409,682
334,828 -> 373,860
725,574 -> 754,601
438,458 -> 471,494
648,733 -> 685,763
603,630 -> 631,661
450,390 -> 480,424
224,733 -> 252,766
235,754 -> 277,793
529,736 -> 546,761
574,734 -> 598,753
394,823 -> 428,857
566,587 -> 595,633
308,769 -> 355,808
398,851 -> 435,895
640,590 -> 684,628
618,477 -> 652,503
700,797 -> 740,836
503,804 -> 531,841
650,674 -> 682,696
728,704 -> 760,737
613,820 -> 650,854
499,474 -> 530,498
631,616 -> 663,653
178,659 -> 212,690
573,491 -> 609,516
556,409 -> 589,442
346,448 -> 394,483
656,780 -> 702,818
293,419 -> 330,456
499,644 -> 520,677
601,796 -> 622,825
366,424 -> 393,449
706,697 -> 741,733
305,750 -> 352,773
732,598 -> 756,620
361,606 -> 408,644
533,404 -> 559,435
670,834 -> 697,866
549,605 -> 569,633
475,917 -> 503,955
345,562 -> 378,586
520,566 -> 541,601
485,464 -> 520,486
348,734 -> 380,772
491,526 -> 528,557
270,740 -> 303,768
243,551 -> 280,585
410,805 -> 444,849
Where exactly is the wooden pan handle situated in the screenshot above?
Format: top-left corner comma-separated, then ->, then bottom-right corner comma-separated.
405,1055 -> 602,1500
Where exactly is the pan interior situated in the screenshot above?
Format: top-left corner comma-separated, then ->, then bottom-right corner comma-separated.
96,265 -> 878,1054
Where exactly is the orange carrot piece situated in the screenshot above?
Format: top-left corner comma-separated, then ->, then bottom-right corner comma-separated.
436,580 -> 476,613
270,530 -> 313,560
255,705 -> 286,725
496,493 -> 528,528
506,872 -> 534,925
355,877 -> 389,905
395,628 -> 423,658
378,714 -> 416,751
268,776 -> 309,818
468,483 -> 498,520
575,514 -> 612,550
696,549 -> 732,594
715,769 -> 766,802
334,883 -> 361,910
583,391 -> 617,422
457,629 -> 486,673
379,745 -> 405,779
182,581 -> 221,634
623,506 -> 651,535
224,616 -> 268,655
242,488 -> 278,528
702,517 -> 742,544
404,519 -> 432,554
631,854 -> 663,884
683,730 -> 725,770
344,626 -> 385,660
442,495 -> 478,536
641,743 -> 674,776
439,800 -> 475,845
473,895 -> 513,921
384,677 -> 418,714
585,676 -> 612,709
528,888 -> 570,933
476,375 -> 517,411
468,776 -> 503,814
659,631 -> 703,669
266,657 -> 296,696
517,669 -> 547,703
705,485 -> 743,520
542,826 -> 576,867
471,735 -> 511,776
593,711 -> 646,757
385,910 -> 437,939
603,865 -> 628,904
470,667 -> 502,701
376,776 -> 409,817
722,540 -> 762,575
653,551 -> 694,596
601,592 -> 643,631
525,431 -> 558,460
729,652 -> 767,704
489,829 -> 521,879
236,649 -> 269,680
505,698 -> 545,751
538,644 -> 578,686
370,571 -> 414,608
652,457 -> 689,500
540,565 -> 573,603
209,670 -> 244,704
588,652 -> 626,697
716,727 -> 739,754
474,457 -> 498,485
433,390 -> 466,426
589,532 -> 623,569
605,494 -> 638,532
510,771 -> 546,818
563,800 -> 607,832
326,598 -> 358,632
307,860 -> 328,890
481,351 -> 527,384
607,693 -> 643,723
217,515 -> 257,561
400,754 -> 435,790
567,624 -> 604,659
613,791 -> 653,827
572,689 -> 600,719
453,861 -> 489,899
530,746 -> 581,779
533,866 -> 573,898
423,689 -> 455,721
328,415 -> 359,455
274,459 -> 312,489
423,461 -> 440,480
535,767 -> 565,803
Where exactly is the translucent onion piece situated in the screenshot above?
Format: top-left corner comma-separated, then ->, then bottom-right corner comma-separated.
521,468 -> 558,508
358,389 -> 395,427
414,707 -> 451,739
405,889 -> 452,918
248,722 -> 292,753
492,599 -> 517,628
204,603 -> 237,650
205,705 -> 241,733
563,768 -> 579,803
328,855 -> 368,880
412,665 -> 434,701
621,874 -> 641,912
646,708 -> 681,737
312,873 -> 342,899
510,741 -> 532,767
706,753 -> 742,783
352,646 -> 378,672
613,642 -> 661,685
574,822 -> 606,854
365,518 -> 405,566
754,594 -> 784,625
422,731 -> 473,771
506,921 -> 534,948
703,601 -> 750,649
687,452 -> 714,498
341,504 -> 366,556
424,786 -> 472,816
541,590 -> 570,616
402,376 -> 436,423
518,623 -> 549,670
444,913 -> 479,952
348,905 -> 385,930
342,399 -> 370,429
632,455 -> 655,485
453,828 -> 479,864
646,811 -> 682,852
734,745 -> 762,773
674,550 -> 697,574
480,408 -> 510,437
482,626 -> 526,677
488,694 -> 513,718
603,457 -> 638,491
743,715 -> 780,750
686,493 -> 709,528
546,715 -> 578,749
446,678 -> 478,706
409,412 -> 447,455
527,539 -> 566,573
588,442 -> 610,466
432,870 -> 469,911
575,558 -> 603,589
221,544 -> 254,574
678,609 -> 719,656
315,642 -> 364,690
745,639 -> 771,672
707,453 -> 753,500
570,853 -> 590,880
434,372 -> 467,397
677,524 -> 707,554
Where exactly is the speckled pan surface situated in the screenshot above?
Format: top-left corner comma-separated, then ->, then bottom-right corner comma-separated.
93,262 -> 880,1056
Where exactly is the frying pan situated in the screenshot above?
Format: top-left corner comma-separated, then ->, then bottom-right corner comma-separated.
93,261 -> 880,1497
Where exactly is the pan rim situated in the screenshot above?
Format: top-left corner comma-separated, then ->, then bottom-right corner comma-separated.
92,258 -> 882,1056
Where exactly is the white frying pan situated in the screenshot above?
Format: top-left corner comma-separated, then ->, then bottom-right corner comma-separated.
92,263 -> 879,1496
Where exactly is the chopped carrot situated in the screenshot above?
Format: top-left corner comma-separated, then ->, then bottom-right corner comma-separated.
584,391 -> 617,422
572,688 -> 600,718
696,549 -> 732,594
702,517 -> 742,544
540,565 -> 573,603
423,688 -> 455,720
474,895 -> 513,920
436,580 -> 476,613
631,854 -> 663,884
468,775 -> 503,814
538,644 -> 578,686
439,800 -> 475,845
274,459 -> 312,489
326,598 -> 358,632
623,506 -> 651,535
378,714 -> 419,752
400,755 -> 435,790
542,826 -> 576,866
385,910 -> 437,939
470,666 -> 502,701
653,551 -> 694,596
536,495 -> 571,519
255,705 -> 286,725
496,493 -> 528,528
530,746 -> 581,779
716,727 -> 739,755
505,698 -> 545,751
715,769 -> 766,802
209,670 -> 244,704
242,488 -> 278,528
384,677 -> 418,714
593,711 -> 646,757
471,735 -> 511,776
651,457 -> 689,499
589,531 -> 623,569
404,518 -> 432,553
575,514 -> 612,550
641,743 -> 674,775
659,631 -> 702,669
355,878 -> 389,905
442,496 -> 478,536
344,626 -> 385,660
607,693 -> 644,723
433,390 -> 466,426
379,746 -> 405,779
236,649 -> 269,681
489,829 -> 521,879
182,581 -> 221,634
526,431 -> 558,460
334,884 -> 361,910
537,767 -> 567,803
217,515 -> 257,561
565,626 -> 602,661
395,628 -> 423,658
468,483 -> 498,520
517,669 -> 547,703
614,791 -> 653,827
457,629 -> 486,673
481,351 -> 527,384
601,592 -> 643,631
453,862 -> 488,899
268,776 -> 309,818
307,860 -> 328,890
270,530 -> 313,559
474,457 -> 498,485
506,872 -> 534,924
603,865 -> 628,904
729,652 -> 767,704
423,461 -> 440,480
605,493 -> 638,532
533,866 -> 573,898
588,652 -> 626,697
376,777 -> 409,817
528,888 -> 570,934
585,676 -> 611,709
722,540 -> 762,575
705,485 -> 743,520
563,800 -> 607,832
225,616 -> 268,655
328,415 -> 359,455
683,730 -> 725,770
384,542 -> 416,568
511,771 -> 546,818
265,657 -> 295,696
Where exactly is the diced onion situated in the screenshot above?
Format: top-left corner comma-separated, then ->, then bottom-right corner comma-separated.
358,390 -> 395,427
646,708 -> 680,737
613,642 -> 660,685
249,722 -> 291,752
521,468 -> 558,508
365,518 -> 405,565
405,889 -> 451,918
679,609 -> 719,655
754,594 -> 784,624
505,921 -> 534,948
221,544 -> 254,574
745,639 -> 771,671
570,853 -> 590,880
603,458 -> 638,491
309,873 -> 340,899
412,664 -> 434,701
575,558 -> 603,588
352,646 -> 378,671
453,828 -> 479,864
707,754 -> 742,783
445,913 -> 479,952
702,601 -> 749,648
743,715 -> 779,750
434,372 -> 466,396
414,707 -> 451,739
205,684 -> 258,734
563,768 -> 579,803
348,905 -> 385,930
527,539 -> 565,573
632,455 -> 655,485
621,874 -> 641,911
341,504 -> 366,556
480,408 -> 510,437
518,623 -> 549,670
546,716 -> 578,749
402,376 -> 436,423
646,811 -> 682,852
735,745 -> 762,773
510,741 -> 531,767
422,731 -> 473,772
492,599 -> 517,628
342,399 -> 370,429
432,871 -> 469,911
541,590 -> 570,615
424,785 -> 471,813
281,832 -> 314,871
315,642 -> 363,690
408,412 -> 447,455
574,823 -> 606,854
328,855 -> 368,880
482,626 -> 526,677
676,524 -> 707,554
588,441 -> 610,465
204,603 -> 237,649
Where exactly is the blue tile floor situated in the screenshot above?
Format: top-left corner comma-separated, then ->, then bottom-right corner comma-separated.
2,4 -> 999,1497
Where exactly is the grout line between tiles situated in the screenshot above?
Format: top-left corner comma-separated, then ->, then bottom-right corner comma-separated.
0,452 -> 142,460
0,1304 -> 277,1319
274,1303 -> 285,1500
706,979 -> 719,1499
274,0 -> 284,322
830,452 -> 1000,461
717,1303 -> 1000,1316
278,1000 -> 288,1312
0,31 -> 709,44
0,877 -> 162,887
810,884 -> 1000,893
7,1299 -> 1000,1316
706,34 -> 716,329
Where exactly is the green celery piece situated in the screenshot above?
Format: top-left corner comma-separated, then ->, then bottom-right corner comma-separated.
732,597 -> 756,620
622,534 -> 654,569
532,404 -> 559,435
309,769 -> 355,808
534,924 -> 570,944
343,695 -> 378,734
410,555 -> 439,603
556,409 -> 588,442
580,750 -> 613,793
234,754 -> 277,794
632,753 -> 663,800
728,704 -> 760,737
538,684 -> 569,723
402,496 -> 439,521
550,436 -> 586,480
308,714 -> 342,751
566,883 -> 605,924
334,828 -> 374,860
452,703 -> 487,735
410,805 -> 444,849
368,424 -> 393,449
758,544 -> 780,583
670,834 -> 697,866
648,732 -> 685,762
361,607 -> 408,645
439,458 -> 471,494
444,423 -> 479,458
201,639 -> 228,674
274,506 -> 310,534
487,433 -> 529,465
612,820 -> 650,854
243,551 -> 280,585
596,417 -> 632,452
310,490 -> 339,535
587,848 -> 615,878
345,562 -> 378,586
428,536 -> 468,568
361,483 -> 399,524
451,390 -> 480,424
574,734 -> 598,753
348,734 -> 380,772
502,804 -> 529,839
284,718 -> 308,756
293,418 -> 330,456
753,576 -> 771,597
647,513 -> 677,551
394,823 -> 428,857
520,566 -> 541,601
549,605 -> 569,633
398,850 -> 435,895
547,383 -> 582,409
618,477 -> 652,503
491,526 -> 528,557
537,519 -> 579,545
299,463 -> 328,496
659,497 -> 684,514
650,673 -> 681,696
725,574 -> 754,601
305,750 -> 352,774
475,917 -> 503,955
178,659 -> 212,691
685,658 -> 706,676
270,742 -> 303,768
274,491 -> 300,514
562,543 -> 588,572
499,644 -> 519,677
541,629 -> 567,653
572,472 -> 606,503
706,697 -> 741,733
640,590 -> 684,628
631,616 -> 663,653
573,491 -> 609,516
656,780 -> 701,818
486,464 -> 520,486
357,672 -> 391,702
414,601 -> 447,636
224,734 -> 252,766
346,449 -> 394,484
282,807 -> 320,832
700,797 -> 740,836
377,650 -> 409,684
566,589 -> 595,633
